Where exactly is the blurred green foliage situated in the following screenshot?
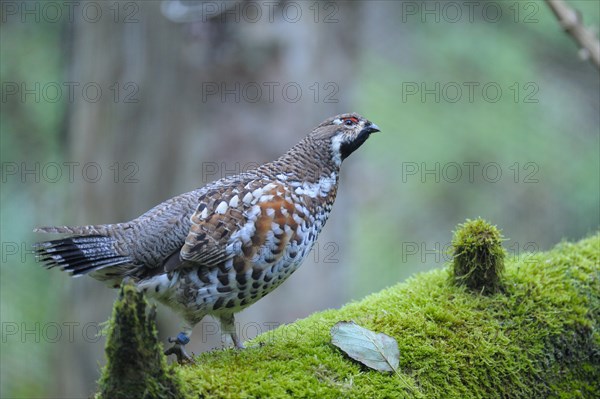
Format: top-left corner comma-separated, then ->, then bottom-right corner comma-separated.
1,13 -> 67,399
354,0 -> 599,297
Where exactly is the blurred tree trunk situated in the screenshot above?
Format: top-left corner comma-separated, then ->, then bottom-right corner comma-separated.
60,1 -> 362,395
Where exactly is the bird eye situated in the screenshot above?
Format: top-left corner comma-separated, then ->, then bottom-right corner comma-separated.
343,117 -> 358,126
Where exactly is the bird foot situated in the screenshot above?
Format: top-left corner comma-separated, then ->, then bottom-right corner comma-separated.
221,333 -> 245,350
234,340 -> 246,350
165,332 -> 195,364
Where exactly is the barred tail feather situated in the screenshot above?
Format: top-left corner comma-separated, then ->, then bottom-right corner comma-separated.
33,223 -> 126,236
34,234 -> 130,276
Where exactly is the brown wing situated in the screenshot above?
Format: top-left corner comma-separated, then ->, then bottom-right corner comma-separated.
179,185 -> 247,267
178,180 -> 296,269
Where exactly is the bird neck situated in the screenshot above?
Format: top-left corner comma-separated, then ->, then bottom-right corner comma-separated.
267,136 -> 340,184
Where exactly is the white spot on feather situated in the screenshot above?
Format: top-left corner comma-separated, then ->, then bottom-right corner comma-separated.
252,187 -> 264,198
294,173 -> 337,198
232,205 -> 261,244
215,201 -> 228,214
259,194 -> 274,203
246,204 -> 261,219
236,221 -> 256,243
292,214 -> 304,225
295,203 -> 307,213
229,195 -> 239,208
271,222 -> 283,235
200,207 -> 208,219
243,192 -> 253,204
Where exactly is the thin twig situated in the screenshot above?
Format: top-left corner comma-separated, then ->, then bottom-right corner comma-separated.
545,0 -> 600,70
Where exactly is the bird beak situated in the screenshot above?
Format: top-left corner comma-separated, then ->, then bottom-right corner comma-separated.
361,122 -> 381,135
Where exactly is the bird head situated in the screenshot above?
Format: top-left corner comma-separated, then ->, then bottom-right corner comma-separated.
310,112 -> 381,166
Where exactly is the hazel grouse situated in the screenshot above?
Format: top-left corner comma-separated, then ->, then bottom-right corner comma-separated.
34,112 -> 381,361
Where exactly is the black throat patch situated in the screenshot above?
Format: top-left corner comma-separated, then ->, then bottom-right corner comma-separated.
340,130 -> 371,161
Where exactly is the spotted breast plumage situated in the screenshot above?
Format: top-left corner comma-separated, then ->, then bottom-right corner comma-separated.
34,113 -> 381,361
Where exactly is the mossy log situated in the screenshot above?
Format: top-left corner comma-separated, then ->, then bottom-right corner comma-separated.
98,233 -> 599,399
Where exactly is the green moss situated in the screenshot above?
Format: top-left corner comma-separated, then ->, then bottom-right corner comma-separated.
97,282 -> 183,399
176,234 -> 599,398
451,218 -> 506,294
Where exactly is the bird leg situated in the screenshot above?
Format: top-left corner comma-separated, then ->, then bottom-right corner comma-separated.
165,331 -> 195,364
219,313 -> 245,349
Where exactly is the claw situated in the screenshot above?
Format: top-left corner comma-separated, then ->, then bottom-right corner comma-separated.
232,334 -> 245,350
